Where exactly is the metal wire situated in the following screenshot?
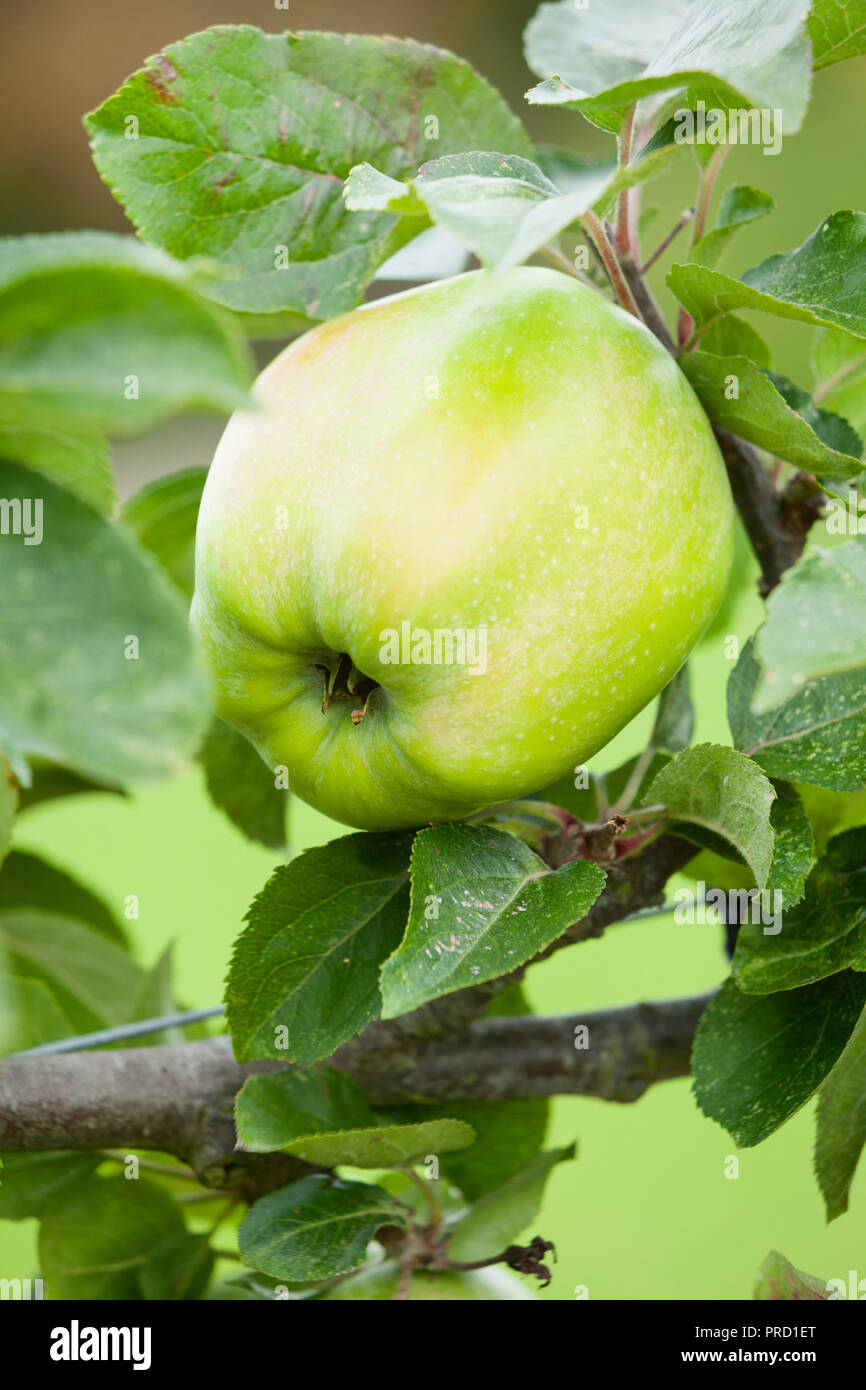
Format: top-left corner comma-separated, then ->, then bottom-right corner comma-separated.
6,1005 -> 226,1058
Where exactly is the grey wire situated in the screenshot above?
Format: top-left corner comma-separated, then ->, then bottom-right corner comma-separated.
7,1005 -> 226,1058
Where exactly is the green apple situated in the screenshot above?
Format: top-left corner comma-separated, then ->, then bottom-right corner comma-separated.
320,1260 -> 537,1300
191,267 -> 733,830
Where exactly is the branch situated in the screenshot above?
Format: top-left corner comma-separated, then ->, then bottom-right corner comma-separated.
714,428 -> 819,595
0,994 -> 712,1166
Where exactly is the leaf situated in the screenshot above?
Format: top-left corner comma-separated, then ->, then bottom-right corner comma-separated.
236,1067 -> 377,1152
200,718 -> 288,851
435,1099 -> 550,1202
644,744 -> 776,886
728,639 -> 866,792
86,26 -> 532,323
524,0 -> 811,135
811,327 -> 866,437
653,664 -> 694,753
279,1119 -> 476,1169
808,0 -> 866,70
121,468 -> 206,598
691,185 -> 775,268
0,1152 -> 103,1221
815,1005 -> 866,1220
752,538 -> 866,710
126,945 -> 183,1047
678,353 -> 863,484
446,1145 -> 575,1263
734,828 -> 866,993
0,909 -> 145,1033
754,1250 -> 829,1300
346,151 -> 617,271
0,973 -> 74,1055
701,315 -> 773,367
0,232 -> 252,434
415,151 -> 615,270
138,1232 -> 215,1300
669,213 -> 866,342
0,422 -> 114,515
765,784 -> 816,911
0,759 -> 16,867
238,1175 -> 407,1283
0,849 -> 125,944
0,461 -> 210,786
373,225 -> 470,284
692,972 -> 866,1146
226,832 -> 412,1064
15,763 -> 125,816
39,1175 -> 188,1299
380,824 -> 605,1019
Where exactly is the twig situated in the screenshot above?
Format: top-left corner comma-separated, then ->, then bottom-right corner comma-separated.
641,209 -> 695,272
613,103 -> 638,256
581,211 -> 642,318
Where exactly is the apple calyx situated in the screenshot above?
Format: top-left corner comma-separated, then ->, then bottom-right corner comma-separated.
316,650 -> 380,723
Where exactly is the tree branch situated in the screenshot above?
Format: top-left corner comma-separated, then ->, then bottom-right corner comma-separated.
0,994 -> 712,1169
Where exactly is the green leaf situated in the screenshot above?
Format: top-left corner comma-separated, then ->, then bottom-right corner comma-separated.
86,26 -> 531,323
754,1250 -> 829,1300
380,825 -> 605,1019
811,327 -> 866,438
0,909 -> 145,1033
692,971 -> 866,1146
0,422 -> 114,515
15,763 -> 125,816
766,784 -> 816,911
701,315 -> 773,367
39,1175 -> 188,1299
0,849 -> 126,945
226,832 -> 412,1064
691,185 -> 775,268
121,468 -> 206,598
644,744 -> 776,886
524,0 -> 810,135
279,1119 -> 476,1169
815,1005 -> 866,1220
678,352 -> 863,483
734,828 -> 866,993
126,945 -> 183,1047
0,1152 -> 103,1220
653,664 -> 694,754
728,639 -> 866,792
236,1067 -> 377,1152
446,1144 -> 575,1263
138,1232 -> 215,1300
0,973 -> 74,1055
0,233 -> 252,434
0,759 -> 16,867
435,1099 -> 550,1202
0,462 -> 210,786
346,151 -> 617,271
752,538 -> 866,709
200,718 -> 288,851
238,1175 -> 407,1283
669,213 -> 866,342
808,0 -> 866,70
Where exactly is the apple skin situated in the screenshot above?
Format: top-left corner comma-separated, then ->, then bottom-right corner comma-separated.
320,1260 -> 538,1300
191,267 -> 733,830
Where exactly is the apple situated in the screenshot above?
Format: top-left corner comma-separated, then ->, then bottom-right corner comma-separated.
191,267 -> 733,830
320,1260 -> 537,1300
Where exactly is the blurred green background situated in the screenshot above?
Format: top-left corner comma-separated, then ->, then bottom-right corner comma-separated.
1,0 -> 865,1300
